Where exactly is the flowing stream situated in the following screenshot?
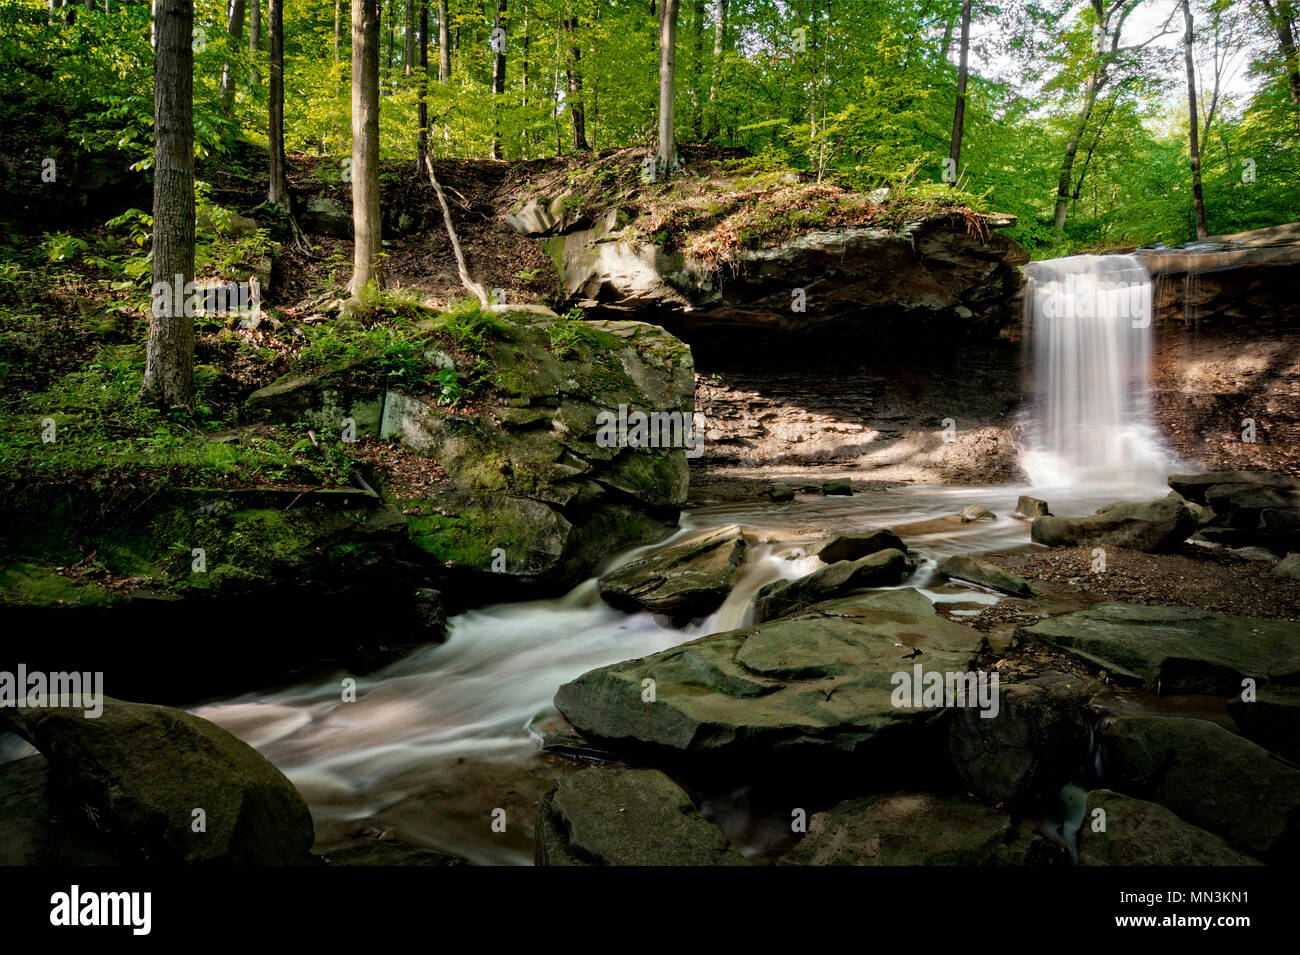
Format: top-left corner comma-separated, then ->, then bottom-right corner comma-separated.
186,253 -> 1182,864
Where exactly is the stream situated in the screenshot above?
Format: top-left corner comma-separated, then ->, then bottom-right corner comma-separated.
191,476 -> 1170,865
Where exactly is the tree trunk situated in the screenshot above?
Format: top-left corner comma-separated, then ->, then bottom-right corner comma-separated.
268,0 -> 289,206
1182,0 -> 1209,239
143,0 -> 196,411
706,0 -> 726,138
249,0 -> 260,50
335,0 -> 342,62
1260,0 -> 1300,135
565,15 -> 588,150
220,0 -> 246,107
690,0 -> 704,137
658,0 -> 678,173
492,1 -> 507,159
385,0 -> 395,90
405,0 -> 414,76
351,0 -> 383,295
1053,5 -> 1108,232
418,0 -> 429,168
438,0 -> 450,83
947,0 -> 971,186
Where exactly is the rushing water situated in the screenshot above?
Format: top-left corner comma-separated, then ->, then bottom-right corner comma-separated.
191,479 -> 1165,865
1019,254 -> 1175,487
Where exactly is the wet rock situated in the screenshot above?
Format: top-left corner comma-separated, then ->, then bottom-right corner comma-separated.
754,549 -> 914,622
555,588 -> 989,772
1271,553 -> 1300,579
526,707 -> 621,762
1227,686 -> 1300,762
822,478 -> 853,496
1030,497 -> 1196,552
0,755 -> 119,865
1016,496 -> 1050,518
412,587 -> 448,642
598,525 -> 746,624
769,482 -> 795,502
777,792 -> 1040,866
1168,471 -> 1300,549
320,839 -> 469,866
535,768 -> 748,866
1100,716 -> 1300,858
0,697 -> 315,865
1077,790 -> 1263,866
948,672 -> 1098,805
1019,603 -> 1300,694
960,505 -> 996,522
938,553 -> 1035,597
808,529 -> 908,563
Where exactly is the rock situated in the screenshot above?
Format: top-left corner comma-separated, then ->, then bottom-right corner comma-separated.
300,196 -> 353,237
1100,716 -> 1300,858
754,549 -> 913,622
1077,790 -> 1263,866
526,707 -> 619,761
320,840 -> 469,866
0,755 -> 119,865
768,482 -> 795,502
412,587 -> 448,642
535,768 -> 748,866
1168,472 -> 1300,548
938,553 -> 1035,597
822,478 -> 852,496
1019,603 -> 1300,694
598,525 -> 746,623
778,793 -> 1041,866
1166,489 -> 1214,526
960,505 -> 996,522
1271,553 -> 1300,578
1016,495 -> 1050,518
808,529 -> 908,563
554,588 -> 989,773
948,672 -> 1098,805
1030,497 -> 1196,552
1227,686 -> 1300,762
0,697 -> 315,865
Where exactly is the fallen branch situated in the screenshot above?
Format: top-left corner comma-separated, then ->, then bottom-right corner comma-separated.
425,158 -> 489,307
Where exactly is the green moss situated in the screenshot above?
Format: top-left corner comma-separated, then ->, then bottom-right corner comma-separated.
0,561 -> 125,608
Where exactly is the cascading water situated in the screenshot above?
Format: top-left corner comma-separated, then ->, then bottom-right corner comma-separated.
1018,254 -> 1174,488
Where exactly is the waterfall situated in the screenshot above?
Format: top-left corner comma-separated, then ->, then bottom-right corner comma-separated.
1019,254 -> 1173,488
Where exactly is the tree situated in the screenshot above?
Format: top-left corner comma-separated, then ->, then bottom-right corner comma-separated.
220,0 -> 246,108
948,0 -> 971,187
438,0 -> 450,83
268,0 -> 289,206
405,0 -> 414,77
1181,0 -> 1209,238
658,0 -> 678,174
350,0 -> 383,295
249,0 -> 260,84
565,13 -> 589,150
417,0 -> 429,169
706,0 -> 727,138
142,0 -> 196,410
492,1 -> 508,159
1258,0 -> 1300,135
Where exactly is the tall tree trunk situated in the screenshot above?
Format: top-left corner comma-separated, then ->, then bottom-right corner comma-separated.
492,1 -> 507,158
940,9 -> 955,60
220,0 -> 246,107
565,15 -> 588,150
405,0 -> 415,76
335,0 -> 342,62
1054,3 -> 1108,232
268,0 -> 289,205
658,0 -> 679,173
947,0 -> 971,186
1259,0 -> 1300,135
706,0 -> 726,138
521,9 -> 531,152
438,0 -> 450,82
1182,0 -> 1209,239
249,0 -> 260,49
143,0 -> 196,410
351,0 -> 383,294
690,0 -> 704,137
418,0 -> 429,168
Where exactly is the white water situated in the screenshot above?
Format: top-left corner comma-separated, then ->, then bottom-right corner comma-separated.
1019,254 -> 1176,487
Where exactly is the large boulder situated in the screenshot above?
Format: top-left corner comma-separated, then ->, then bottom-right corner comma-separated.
535,768 -> 748,866
1100,716 -> 1300,858
807,529 -> 907,563
598,525 -> 746,623
1227,686 -> 1300,762
938,553 -> 1035,597
1077,790 -> 1263,866
554,588 -> 989,776
1168,472 -> 1300,549
1019,603 -> 1300,694
754,549 -> 913,622
777,793 -> 1044,866
1030,497 -> 1196,552
0,697 -> 315,865
948,672 -> 1099,806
